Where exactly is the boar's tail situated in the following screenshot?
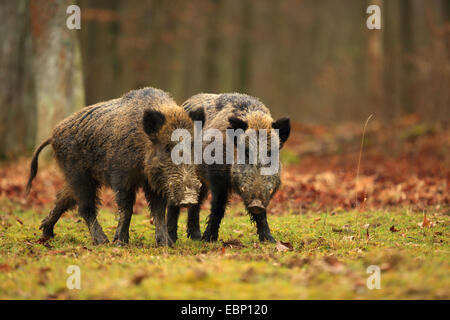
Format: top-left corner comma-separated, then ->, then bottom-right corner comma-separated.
25,138 -> 51,197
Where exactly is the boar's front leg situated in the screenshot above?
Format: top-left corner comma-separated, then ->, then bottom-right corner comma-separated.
186,206 -> 201,240
167,184 -> 207,242
113,189 -> 136,245
40,185 -> 77,239
251,210 -> 276,243
167,205 -> 180,243
202,172 -> 229,242
167,205 -> 202,242
166,203 -> 202,242
186,184 -> 208,240
146,189 -> 173,247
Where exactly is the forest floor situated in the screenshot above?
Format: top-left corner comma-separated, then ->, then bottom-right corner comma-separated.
0,116 -> 448,299
0,207 -> 448,299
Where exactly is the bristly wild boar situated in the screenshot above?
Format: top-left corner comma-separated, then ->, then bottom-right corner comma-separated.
26,87 -> 205,246
167,93 -> 290,243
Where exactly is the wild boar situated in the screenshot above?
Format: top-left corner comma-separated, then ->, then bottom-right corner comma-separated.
26,87 -> 205,246
167,93 -> 290,243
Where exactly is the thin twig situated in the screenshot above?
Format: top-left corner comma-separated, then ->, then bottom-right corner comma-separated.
355,114 -> 374,207
354,114 -> 373,238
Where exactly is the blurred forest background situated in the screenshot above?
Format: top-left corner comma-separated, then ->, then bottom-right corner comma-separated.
0,0 -> 448,159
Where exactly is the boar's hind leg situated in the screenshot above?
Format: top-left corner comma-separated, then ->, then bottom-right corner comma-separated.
167,205 -> 180,243
40,185 -> 77,239
113,189 -> 136,245
72,176 -> 109,245
251,211 -> 276,243
145,188 -> 172,247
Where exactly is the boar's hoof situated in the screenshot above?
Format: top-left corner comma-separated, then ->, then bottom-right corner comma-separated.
92,234 -> 110,245
113,239 -> 128,247
259,233 -> 276,243
113,233 -> 129,246
39,221 -> 55,239
41,229 -> 55,240
201,231 -> 218,242
168,230 -> 178,243
187,230 -> 202,241
156,234 -> 174,247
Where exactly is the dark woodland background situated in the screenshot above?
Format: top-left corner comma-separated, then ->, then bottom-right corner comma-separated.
0,0 -> 448,159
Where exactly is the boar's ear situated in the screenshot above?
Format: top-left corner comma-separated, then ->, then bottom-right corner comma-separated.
272,117 -> 290,147
143,109 -> 166,140
228,116 -> 248,132
188,108 -> 205,126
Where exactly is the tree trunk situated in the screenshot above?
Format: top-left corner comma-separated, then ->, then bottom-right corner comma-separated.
400,0 -> 414,114
30,0 -> 85,147
0,0 -> 35,159
237,0 -> 252,93
203,0 -> 222,92
367,0 -> 384,118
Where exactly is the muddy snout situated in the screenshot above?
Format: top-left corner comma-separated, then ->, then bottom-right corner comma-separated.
248,199 -> 265,214
179,200 -> 196,209
178,187 -> 199,208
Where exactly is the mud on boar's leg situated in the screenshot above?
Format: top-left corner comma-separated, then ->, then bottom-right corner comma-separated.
187,206 -> 201,240
166,203 -> 201,242
113,189 -> 136,245
72,174 -> 109,245
166,185 -> 207,243
167,205 -> 180,243
146,189 -> 173,247
40,185 -> 77,240
251,210 -> 276,243
202,170 -> 229,242
186,184 -> 208,240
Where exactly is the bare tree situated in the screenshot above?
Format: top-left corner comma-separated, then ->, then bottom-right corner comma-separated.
0,0 -> 35,159
367,0 -> 384,118
30,0 -> 85,146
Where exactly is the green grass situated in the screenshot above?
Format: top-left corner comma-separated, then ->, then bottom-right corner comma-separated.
0,205 -> 448,299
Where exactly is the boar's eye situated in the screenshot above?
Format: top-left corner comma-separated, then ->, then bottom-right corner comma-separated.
165,145 -> 172,153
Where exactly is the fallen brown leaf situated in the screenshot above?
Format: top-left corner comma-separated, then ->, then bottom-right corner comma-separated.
390,225 -> 399,232
0,264 -> 11,272
276,241 -> 293,252
222,239 -> 245,248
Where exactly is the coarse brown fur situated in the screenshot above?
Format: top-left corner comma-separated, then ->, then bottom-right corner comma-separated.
166,93 -> 290,243
27,87 -> 205,246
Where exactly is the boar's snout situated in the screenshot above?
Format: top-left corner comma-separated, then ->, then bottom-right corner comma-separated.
178,187 -> 199,208
248,199 -> 265,214
179,202 -> 195,209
